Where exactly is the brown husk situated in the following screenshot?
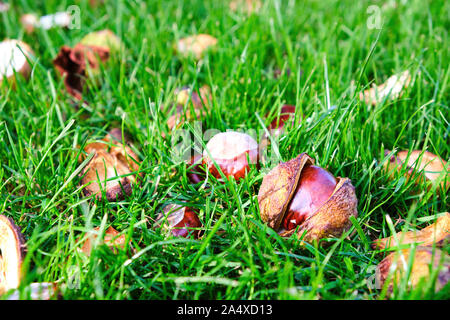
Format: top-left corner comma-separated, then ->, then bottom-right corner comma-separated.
53,43 -> 110,100
375,247 -> 450,293
373,212 -> 450,250
79,130 -> 141,201
79,226 -> 127,256
258,153 -> 313,231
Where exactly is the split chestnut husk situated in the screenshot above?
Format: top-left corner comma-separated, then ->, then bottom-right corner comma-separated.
258,153 -> 358,243
79,129 -> 141,201
375,247 -> 449,294
373,212 -> 450,250
53,29 -> 122,100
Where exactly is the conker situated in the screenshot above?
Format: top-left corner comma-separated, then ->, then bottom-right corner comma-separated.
0,215 -> 57,300
158,204 -> 202,239
166,85 -> 211,131
258,153 -> 358,243
203,131 -> 258,180
187,154 -> 206,184
282,165 -> 337,230
267,104 -> 297,137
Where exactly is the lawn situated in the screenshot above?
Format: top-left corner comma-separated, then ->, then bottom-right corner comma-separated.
0,0 -> 448,300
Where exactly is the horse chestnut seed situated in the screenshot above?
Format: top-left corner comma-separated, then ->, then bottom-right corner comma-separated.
282,165 -> 337,230
203,131 -> 258,180
258,153 -> 358,243
158,204 -> 202,239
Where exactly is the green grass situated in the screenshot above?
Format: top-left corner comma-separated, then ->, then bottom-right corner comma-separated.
0,0 -> 449,300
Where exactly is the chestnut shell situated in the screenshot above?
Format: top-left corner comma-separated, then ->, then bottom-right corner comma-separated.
79,130 -> 141,201
258,153 -> 358,243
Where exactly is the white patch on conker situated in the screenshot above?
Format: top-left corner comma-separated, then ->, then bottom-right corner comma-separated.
204,131 -> 258,161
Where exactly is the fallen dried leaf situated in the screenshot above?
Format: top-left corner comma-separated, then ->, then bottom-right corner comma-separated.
156,204 -> 202,239
176,34 -> 217,59
360,70 -> 411,105
384,150 -> 449,192
376,247 -> 449,294
373,213 -> 450,250
79,226 -> 127,256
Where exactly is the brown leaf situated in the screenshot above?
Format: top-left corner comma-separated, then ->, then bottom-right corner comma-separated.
53,44 -> 110,100
384,150 -> 449,192
176,34 -> 217,59
376,247 -> 450,294
80,130 -> 141,201
79,226 -> 127,256
360,70 -> 411,105
373,213 -> 450,250
166,85 -> 212,130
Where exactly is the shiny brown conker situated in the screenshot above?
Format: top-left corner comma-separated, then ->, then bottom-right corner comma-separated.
203,131 -> 258,180
282,165 -> 337,230
160,204 -> 202,239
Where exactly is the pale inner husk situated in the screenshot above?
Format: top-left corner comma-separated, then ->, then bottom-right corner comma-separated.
0,41 -> 28,78
0,218 -> 22,294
